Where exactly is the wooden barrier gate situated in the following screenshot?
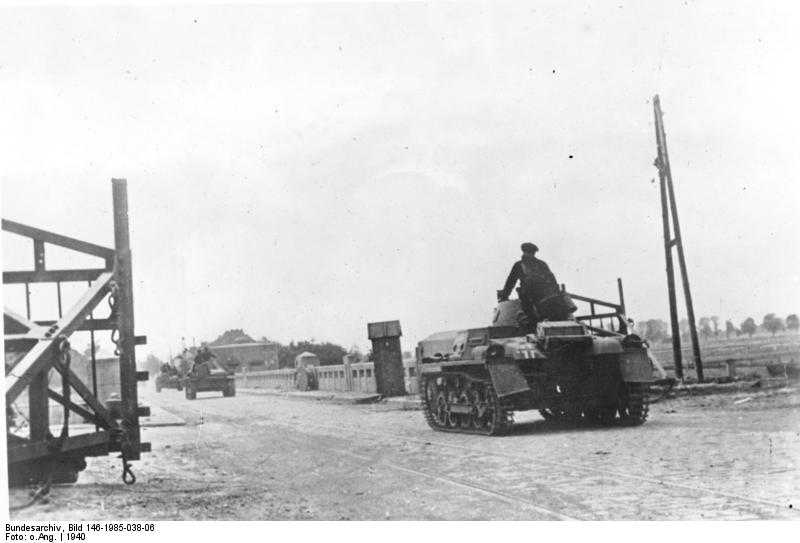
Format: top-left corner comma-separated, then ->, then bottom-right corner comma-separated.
4,179 -> 149,486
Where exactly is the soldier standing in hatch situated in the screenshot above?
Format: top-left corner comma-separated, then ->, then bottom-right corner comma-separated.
497,242 -> 565,324
192,345 -> 216,376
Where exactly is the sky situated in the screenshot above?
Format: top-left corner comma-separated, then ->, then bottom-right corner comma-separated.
1,1 -> 799,359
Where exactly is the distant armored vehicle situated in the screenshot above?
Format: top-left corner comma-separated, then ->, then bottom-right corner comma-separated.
183,353 -> 235,400
155,364 -> 183,392
416,291 -> 654,435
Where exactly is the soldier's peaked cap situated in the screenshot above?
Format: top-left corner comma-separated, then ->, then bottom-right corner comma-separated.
521,242 -> 538,253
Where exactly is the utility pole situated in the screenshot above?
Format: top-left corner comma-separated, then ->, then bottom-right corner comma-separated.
652,95 -> 704,382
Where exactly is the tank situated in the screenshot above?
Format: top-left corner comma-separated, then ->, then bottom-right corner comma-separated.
416,296 -> 654,435
182,358 -> 236,399
155,364 -> 183,392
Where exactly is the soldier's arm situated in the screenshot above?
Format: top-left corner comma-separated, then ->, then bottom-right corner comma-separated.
542,262 -> 557,284
499,262 -> 522,300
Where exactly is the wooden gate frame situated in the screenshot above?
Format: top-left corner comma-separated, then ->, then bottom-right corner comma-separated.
4,179 -> 149,481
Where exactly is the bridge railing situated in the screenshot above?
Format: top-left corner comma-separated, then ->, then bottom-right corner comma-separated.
235,359 -> 419,395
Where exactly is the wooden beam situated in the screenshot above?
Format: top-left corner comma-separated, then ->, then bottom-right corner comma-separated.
112,178 -> 142,460
34,317 -> 117,332
33,239 -> 45,271
47,389 -> 104,426
2,219 -> 115,260
7,431 -> 110,464
5,272 -> 114,402
3,268 -> 106,284
51,362 -> 119,429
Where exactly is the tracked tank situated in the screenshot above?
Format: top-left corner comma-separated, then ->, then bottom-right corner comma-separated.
416,295 -> 654,435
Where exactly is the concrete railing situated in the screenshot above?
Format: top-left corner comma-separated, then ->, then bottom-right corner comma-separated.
237,368 -> 295,390
235,359 -> 420,395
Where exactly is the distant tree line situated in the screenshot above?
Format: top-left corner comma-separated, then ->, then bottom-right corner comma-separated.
634,313 -> 798,344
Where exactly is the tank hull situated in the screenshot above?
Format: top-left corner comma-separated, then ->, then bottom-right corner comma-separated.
417,319 -> 653,435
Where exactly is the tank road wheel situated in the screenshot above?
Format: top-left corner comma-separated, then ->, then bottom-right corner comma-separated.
434,391 -> 449,427
457,392 -> 473,429
421,378 -> 446,431
479,384 -> 510,436
470,389 -> 485,429
619,383 -> 649,426
420,376 -> 510,435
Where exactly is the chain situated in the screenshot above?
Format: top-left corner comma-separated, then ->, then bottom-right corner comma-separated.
50,337 -> 72,448
113,424 -> 137,485
108,281 -> 122,356
107,281 -> 136,484
121,457 -> 136,485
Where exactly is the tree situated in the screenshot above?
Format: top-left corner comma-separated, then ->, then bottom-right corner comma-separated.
740,317 -> 757,337
698,317 -> 713,339
277,340 -> 348,368
762,313 -> 785,336
209,329 -> 255,346
786,314 -> 799,333
642,319 -> 669,344
710,316 -> 720,337
678,319 -> 691,343
83,340 -> 103,358
143,353 -> 164,376
724,320 -> 737,339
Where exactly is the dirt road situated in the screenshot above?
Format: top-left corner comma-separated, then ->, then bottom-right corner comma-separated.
10,385 -> 800,520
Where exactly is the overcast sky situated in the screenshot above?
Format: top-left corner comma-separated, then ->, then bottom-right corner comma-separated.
2,1 -> 799,358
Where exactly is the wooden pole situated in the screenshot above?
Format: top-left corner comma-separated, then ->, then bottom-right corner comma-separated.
112,179 -> 141,459
653,95 -> 703,381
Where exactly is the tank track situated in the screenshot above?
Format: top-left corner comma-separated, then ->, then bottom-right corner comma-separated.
420,373 -> 513,436
618,382 -> 649,426
420,374 -> 649,433
541,382 -> 649,427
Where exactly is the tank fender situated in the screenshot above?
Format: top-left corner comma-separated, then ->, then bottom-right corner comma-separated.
620,349 -> 655,382
481,343 -> 530,398
591,337 -> 624,355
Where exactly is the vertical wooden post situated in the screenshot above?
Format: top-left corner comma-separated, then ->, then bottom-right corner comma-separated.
33,239 -> 45,271
25,282 -> 31,320
112,179 -> 141,460
56,282 -> 63,318
28,368 -> 50,444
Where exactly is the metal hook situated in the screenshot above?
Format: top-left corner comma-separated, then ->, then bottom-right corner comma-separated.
121,459 -> 136,485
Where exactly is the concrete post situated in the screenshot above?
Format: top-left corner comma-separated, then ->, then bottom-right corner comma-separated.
725,359 -> 736,380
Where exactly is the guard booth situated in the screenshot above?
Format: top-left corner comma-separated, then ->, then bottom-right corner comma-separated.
367,320 -> 405,397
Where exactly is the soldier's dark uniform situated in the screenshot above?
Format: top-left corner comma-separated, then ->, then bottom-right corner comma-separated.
192,346 -> 216,376
498,243 -> 569,324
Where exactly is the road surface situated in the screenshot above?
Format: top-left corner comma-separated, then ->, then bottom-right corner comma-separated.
9,384 -> 800,520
